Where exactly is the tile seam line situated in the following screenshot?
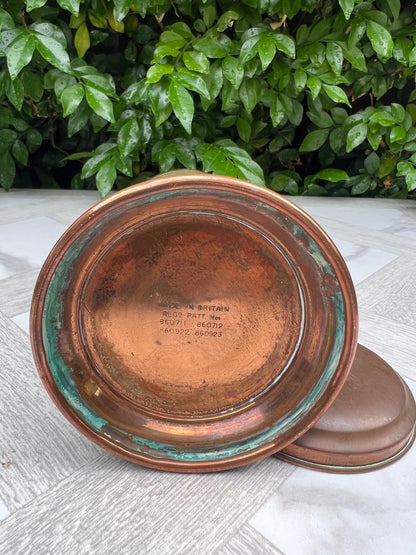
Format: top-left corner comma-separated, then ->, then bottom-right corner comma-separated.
0,452 -> 108,527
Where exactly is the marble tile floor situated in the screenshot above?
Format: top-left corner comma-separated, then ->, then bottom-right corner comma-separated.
0,188 -> 415,554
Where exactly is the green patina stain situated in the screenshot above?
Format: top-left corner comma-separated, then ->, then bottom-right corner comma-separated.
42,188 -> 347,462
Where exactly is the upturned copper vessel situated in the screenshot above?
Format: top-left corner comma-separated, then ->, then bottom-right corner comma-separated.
276,344 -> 416,472
30,172 -> 358,472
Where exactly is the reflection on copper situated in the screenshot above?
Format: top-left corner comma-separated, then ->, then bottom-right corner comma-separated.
30,172 -> 358,472
276,344 -> 416,472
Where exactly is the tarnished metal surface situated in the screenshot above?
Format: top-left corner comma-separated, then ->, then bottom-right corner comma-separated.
276,344 -> 416,472
30,173 -> 358,472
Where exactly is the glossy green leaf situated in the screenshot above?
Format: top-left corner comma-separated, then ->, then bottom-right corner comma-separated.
170,22 -> 193,39
34,33 -> 70,72
0,109 -> 14,129
81,74 -> 116,96
0,8 -> 16,28
21,70 -> 43,101
405,172 -> 416,192
366,129 -> 383,151
341,44 -> 367,72
26,0 -> 47,11
0,151 -> 16,191
348,18 -> 366,48
150,84 -> 172,127
202,4 -> 216,28
160,30 -> 187,47
85,85 -> 115,122
81,151 -> 113,179
31,22 -> 67,47
385,0 -> 400,20
195,140 -> 264,185
236,118 -> 251,143
351,176 -> 372,195
60,83 -> 84,116
5,75 -> 24,110
338,0 -> 354,20
314,168 -> 348,182
299,128 -> 329,152
96,159 -> 117,197
304,184 -> 329,196
346,122 -> 367,152
326,42 -> 343,76
54,74 -> 77,98
294,69 -> 307,92
172,140 -> 196,169
193,36 -> 228,59
168,80 -> 194,134
222,56 -> 244,89
257,35 -> 276,70
366,20 -> 393,58
183,51 -> 210,74
117,118 -> 139,157
270,95 -> 284,127
174,69 -> 210,99
113,0 -> 131,23
239,79 -> 260,115
274,34 -> 295,59
216,10 -> 239,32
391,104 -> 406,123
289,99 -> 303,127
331,107 -> 348,124
307,75 -> 321,99
0,29 -> 20,57
155,142 -> 176,172
113,151 -> 133,176
307,111 -> 333,128
329,128 -> 346,153
69,13 -> 85,29
26,129 -> 43,152
239,35 -> 262,64
270,173 -> 298,193
57,0 -> 80,15
364,152 -> 379,174
7,32 -> 36,80
0,129 -> 18,149
396,161 -> 413,176
323,84 -> 351,107
152,44 -> 181,63
202,60 -> 223,108
146,64 -> 174,83
217,140 -> 264,185
390,126 -> 406,143
11,140 -> 29,166
368,111 -> 396,126
122,80 -> 149,104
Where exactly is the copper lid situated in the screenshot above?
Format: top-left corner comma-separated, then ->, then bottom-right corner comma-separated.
276,344 -> 416,472
30,173 -> 358,472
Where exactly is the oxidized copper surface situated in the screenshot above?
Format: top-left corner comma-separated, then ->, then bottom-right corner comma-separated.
30,173 -> 358,472
276,344 -> 416,472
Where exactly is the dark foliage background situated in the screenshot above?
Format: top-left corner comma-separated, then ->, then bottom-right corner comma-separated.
1,0 -> 416,198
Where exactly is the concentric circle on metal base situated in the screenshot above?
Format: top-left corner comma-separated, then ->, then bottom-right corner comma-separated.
31,173 -> 358,472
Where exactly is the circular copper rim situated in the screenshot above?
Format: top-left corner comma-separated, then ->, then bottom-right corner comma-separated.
275,344 -> 416,473
30,173 -> 358,472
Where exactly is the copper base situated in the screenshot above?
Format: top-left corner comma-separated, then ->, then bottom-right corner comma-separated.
30,173 -> 357,472
275,344 -> 416,473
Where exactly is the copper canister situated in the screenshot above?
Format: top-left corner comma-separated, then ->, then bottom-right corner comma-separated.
30,172 -> 358,472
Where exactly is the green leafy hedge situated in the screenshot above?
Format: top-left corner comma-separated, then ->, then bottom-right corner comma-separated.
1,0 -> 416,198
